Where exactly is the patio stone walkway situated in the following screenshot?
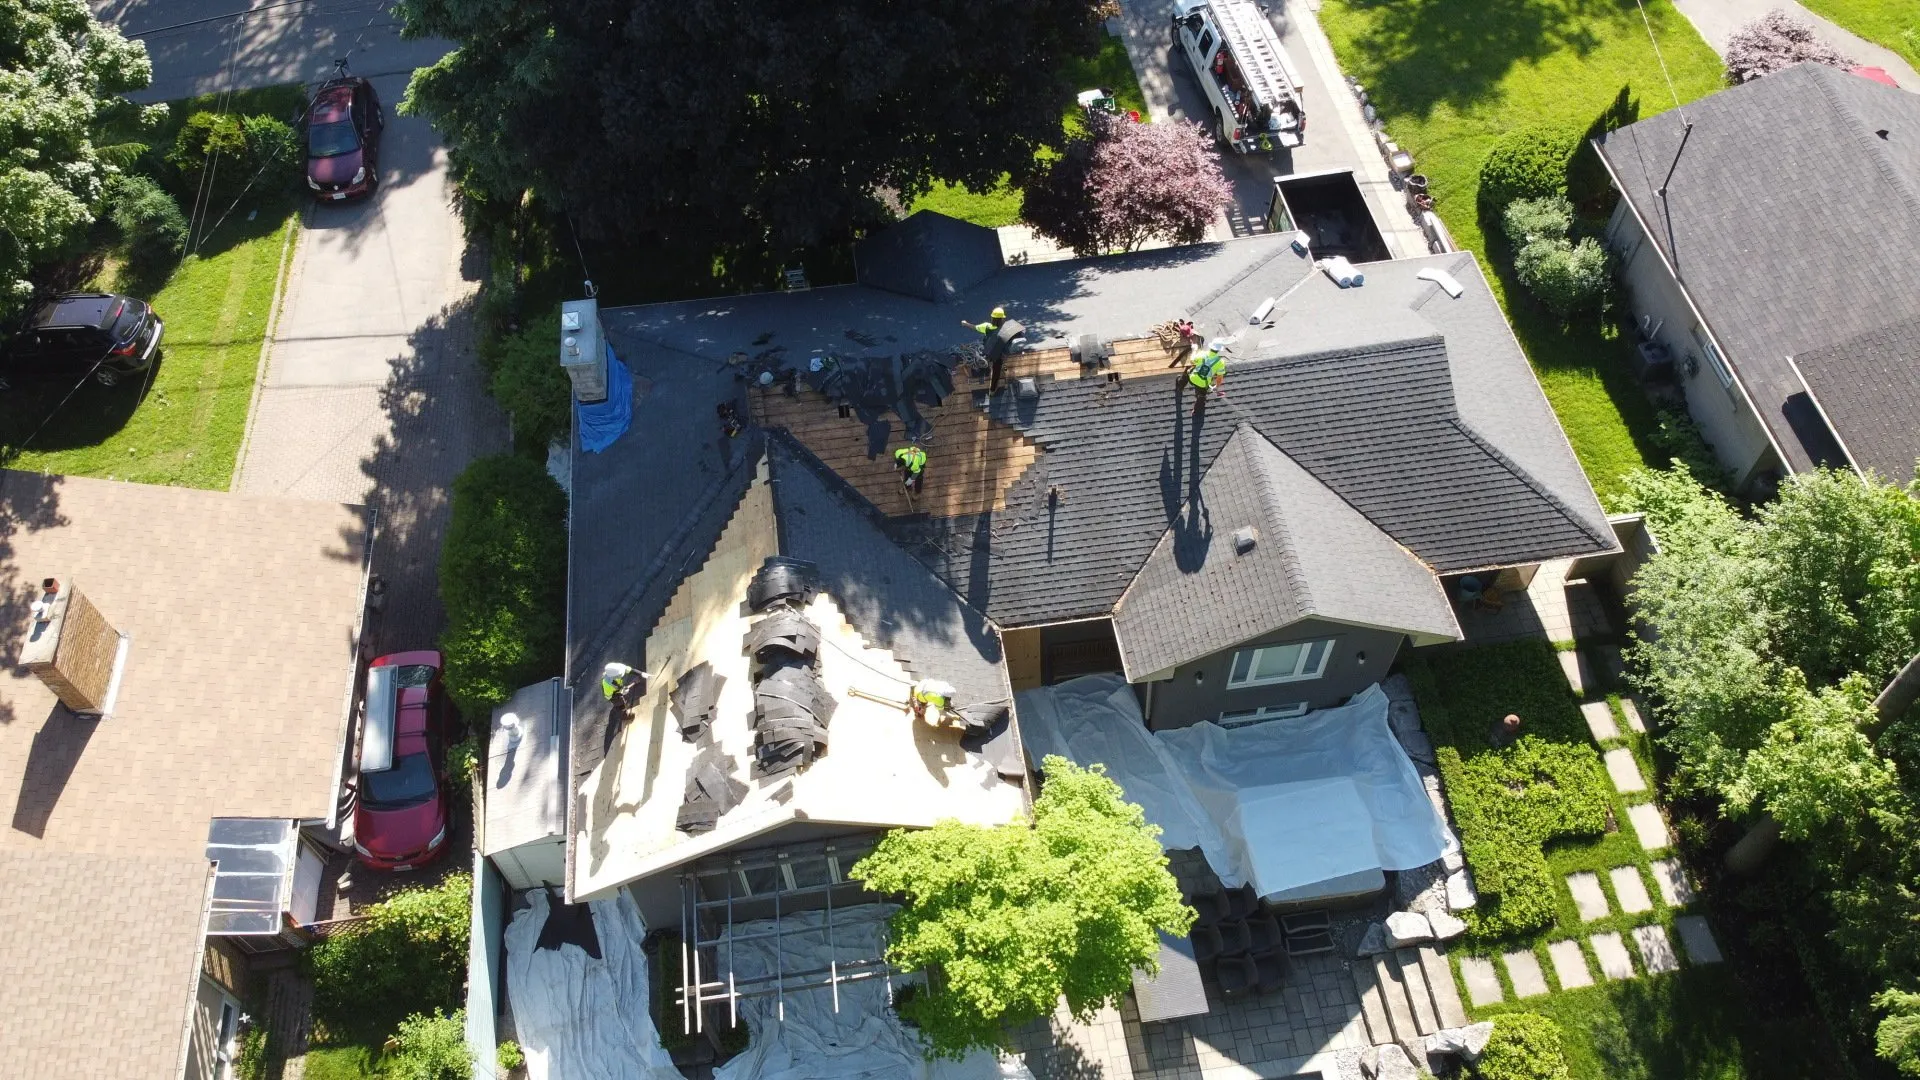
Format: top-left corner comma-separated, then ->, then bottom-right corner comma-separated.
1502,951 -> 1549,998
1634,925 -> 1681,974
1581,701 -> 1620,741
1651,859 -> 1697,906
1548,941 -> 1593,989
1460,958 -> 1503,1007
1591,933 -> 1636,980
1620,697 -> 1648,733
1610,867 -> 1653,915
1604,748 -> 1647,793
1675,916 -> 1724,964
1457,558 -> 1617,646
1628,803 -> 1672,851
1568,872 -> 1610,922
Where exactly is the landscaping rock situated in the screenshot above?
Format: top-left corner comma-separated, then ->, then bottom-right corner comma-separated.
1428,1022 -> 1496,1061
1389,698 -> 1423,737
1362,1042 -> 1419,1080
1386,911 -> 1434,947
1382,673 -> 1415,703
1397,729 -> 1436,765
1357,921 -> 1390,957
1427,909 -> 1468,941
1443,845 -> 1465,873
1446,869 -> 1477,911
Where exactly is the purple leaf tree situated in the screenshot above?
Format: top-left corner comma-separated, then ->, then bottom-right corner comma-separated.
1022,116 -> 1232,256
1725,10 -> 1854,83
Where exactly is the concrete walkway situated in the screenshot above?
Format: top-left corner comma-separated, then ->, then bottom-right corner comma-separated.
1669,0 -> 1920,91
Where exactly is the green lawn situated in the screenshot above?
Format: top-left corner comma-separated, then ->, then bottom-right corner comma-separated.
1319,0 -> 1725,505
0,210 -> 296,487
1798,0 -> 1920,67
906,32 -> 1150,228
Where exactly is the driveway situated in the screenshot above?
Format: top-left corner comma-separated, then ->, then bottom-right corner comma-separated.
1109,0 -> 1429,255
1666,0 -> 1919,90
233,72 -> 506,656
94,0 -> 451,103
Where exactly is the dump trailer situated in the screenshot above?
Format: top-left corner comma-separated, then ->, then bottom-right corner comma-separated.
1172,0 -> 1307,153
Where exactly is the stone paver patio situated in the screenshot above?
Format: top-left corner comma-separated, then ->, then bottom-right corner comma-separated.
1503,951 -> 1549,998
1591,933 -> 1636,980
1627,803 -> 1671,851
1651,859 -> 1697,906
1581,701 -> 1620,741
1604,748 -> 1647,793
1567,872 -> 1610,921
1610,867 -> 1653,915
1633,925 -> 1680,974
1548,940 -> 1593,990
1675,916 -> 1724,964
1460,957 -> 1503,1007
1620,697 -> 1648,733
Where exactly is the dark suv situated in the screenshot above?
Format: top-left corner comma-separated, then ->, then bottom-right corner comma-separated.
306,77 -> 384,200
0,293 -> 162,391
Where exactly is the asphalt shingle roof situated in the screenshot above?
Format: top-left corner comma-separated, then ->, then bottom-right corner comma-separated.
854,210 -> 1006,302
1596,63 -> 1920,470
1113,424 -> 1459,680
1794,316 -> 1920,483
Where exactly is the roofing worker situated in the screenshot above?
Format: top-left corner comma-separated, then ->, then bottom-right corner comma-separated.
1188,341 -> 1227,393
601,662 -> 648,705
894,443 -> 927,493
910,679 -> 957,725
964,306 -> 1008,335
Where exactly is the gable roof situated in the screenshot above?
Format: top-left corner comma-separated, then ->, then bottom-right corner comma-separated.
1793,316 -> 1920,483
854,210 -> 1006,302
1596,63 -> 1920,471
1113,424 -> 1459,680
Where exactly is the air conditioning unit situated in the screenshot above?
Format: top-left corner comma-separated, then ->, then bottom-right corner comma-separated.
558,298 -> 608,404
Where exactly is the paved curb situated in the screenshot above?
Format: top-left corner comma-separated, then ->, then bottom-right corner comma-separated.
229,210 -> 303,492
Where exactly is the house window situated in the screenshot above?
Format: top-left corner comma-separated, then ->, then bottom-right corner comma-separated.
1219,702 -> 1310,727
1227,639 -> 1333,688
1694,325 -> 1733,389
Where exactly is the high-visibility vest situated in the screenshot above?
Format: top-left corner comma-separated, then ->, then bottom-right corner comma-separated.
601,663 -> 635,700
973,317 -> 1005,335
1189,351 -> 1225,390
895,446 -> 927,474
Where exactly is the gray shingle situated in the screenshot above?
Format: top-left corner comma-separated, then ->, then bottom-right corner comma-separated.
1113,424 -> 1459,680
1596,64 -> 1920,471
1793,316 -> 1920,483
854,210 -> 1005,302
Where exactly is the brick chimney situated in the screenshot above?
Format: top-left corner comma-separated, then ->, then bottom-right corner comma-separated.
20,578 -> 122,714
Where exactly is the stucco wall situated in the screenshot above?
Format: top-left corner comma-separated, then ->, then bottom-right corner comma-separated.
1141,618 -> 1408,730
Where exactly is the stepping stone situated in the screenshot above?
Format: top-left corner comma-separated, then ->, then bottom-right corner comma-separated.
1459,956 -> 1503,1007
1396,949 -> 1440,1035
1651,859 -> 1697,906
1609,866 -> 1653,914
1558,649 -> 1592,696
1372,955 -> 1421,1042
1604,748 -> 1647,793
1633,924 -> 1680,974
1353,959 -> 1396,1044
1675,915 -> 1723,964
1581,700 -> 1620,742
1548,939 -> 1593,989
1590,932 -> 1635,980
1628,803 -> 1671,851
1502,950 -> 1549,998
1567,871 -> 1610,922
1620,697 -> 1648,733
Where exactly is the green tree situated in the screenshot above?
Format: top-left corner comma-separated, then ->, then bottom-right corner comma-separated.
1879,988 -> 1920,1077
304,874 -> 472,1040
387,1010 -> 473,1080
1021,116 -> 1232,256
485,312 -> 572,452
394,0 -> 1111,249
0,0 -> 153,317
853,757 -> 1193,1058
438,453 -> 568,719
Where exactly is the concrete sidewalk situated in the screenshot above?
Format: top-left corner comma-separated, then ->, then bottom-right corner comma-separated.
1669,0 -> 1919,91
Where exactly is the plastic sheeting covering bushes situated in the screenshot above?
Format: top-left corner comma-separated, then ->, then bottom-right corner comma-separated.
504,889 -> 680,1080
576,342 -> 634,454
1016,675 -> 1445,900
711,904 -> 1033,1080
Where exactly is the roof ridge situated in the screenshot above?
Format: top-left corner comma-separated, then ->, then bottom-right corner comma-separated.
1449,418 -> 1615,551
1229,424 -> 1315,613
1811,65 -> 1920,233
1182,241 -> 1313,321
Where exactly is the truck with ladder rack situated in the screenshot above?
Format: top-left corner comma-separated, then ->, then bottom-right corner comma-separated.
1171,0 -> 1307,153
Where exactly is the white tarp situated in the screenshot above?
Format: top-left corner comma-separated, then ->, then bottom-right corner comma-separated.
711,904 -> 1032,1080
1016,675 -> 1446,899
504,889 -> 680,1080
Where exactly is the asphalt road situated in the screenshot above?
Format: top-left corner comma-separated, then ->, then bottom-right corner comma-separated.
92,0 -> 450,101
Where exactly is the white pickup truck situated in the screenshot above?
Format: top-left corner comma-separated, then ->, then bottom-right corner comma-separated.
1171,0 -> 1307,153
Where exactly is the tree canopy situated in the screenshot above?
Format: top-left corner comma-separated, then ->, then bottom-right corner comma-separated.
1,0 -> 154,318
1021,115 -> 1231,256
852,756 -> 1192,1059
395,0 -> 1111,249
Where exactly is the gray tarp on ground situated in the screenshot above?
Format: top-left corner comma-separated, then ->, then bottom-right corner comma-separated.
1016,675 -> 1445,899
504,889 -> 679,1080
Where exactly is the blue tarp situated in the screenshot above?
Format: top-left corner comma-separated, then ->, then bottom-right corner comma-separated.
576,342 -> 633,453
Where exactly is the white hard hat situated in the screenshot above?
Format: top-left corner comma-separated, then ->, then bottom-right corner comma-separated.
1206,339 -> 1227,352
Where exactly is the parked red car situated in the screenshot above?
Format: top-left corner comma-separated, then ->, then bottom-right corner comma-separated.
352,650 -> 452,871
305,77 -> 383,200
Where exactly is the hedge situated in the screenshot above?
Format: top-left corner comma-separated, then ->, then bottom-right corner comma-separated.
303,874 -> 472,1042
485,312 -> 572,452
438,453 -> 568,721
1475,1012 -> 1572,1080
1479,126 -> 1579,210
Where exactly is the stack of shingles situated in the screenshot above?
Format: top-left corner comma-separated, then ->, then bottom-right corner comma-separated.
744,558 -> 835,778
672,661 -> 744,834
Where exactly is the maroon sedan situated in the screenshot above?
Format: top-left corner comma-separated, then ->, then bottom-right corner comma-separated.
306,77 -> 383,200
352,650 -> 452,871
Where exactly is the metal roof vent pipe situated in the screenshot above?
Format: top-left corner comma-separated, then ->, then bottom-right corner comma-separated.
1233,527 -> 1259,555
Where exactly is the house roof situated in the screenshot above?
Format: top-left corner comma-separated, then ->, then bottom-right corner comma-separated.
1113,424 -> 1460,680
1596,63 -> 1920,471
1793,317 -> 1920,483
0,852 -> 213,1079
854,210 -> 1006,302
483,679 -> 567,856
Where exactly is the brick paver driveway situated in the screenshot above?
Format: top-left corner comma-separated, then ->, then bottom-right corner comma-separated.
234,72 -> 506,658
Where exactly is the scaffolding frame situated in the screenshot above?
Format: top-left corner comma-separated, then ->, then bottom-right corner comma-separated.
675,836 -> 895,1035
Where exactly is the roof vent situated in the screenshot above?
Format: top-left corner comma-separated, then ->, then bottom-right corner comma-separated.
1233,527 -> 1258,554
1016,376 -> 1040,399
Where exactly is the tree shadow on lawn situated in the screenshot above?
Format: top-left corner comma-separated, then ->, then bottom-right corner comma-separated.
1333,0 -> 1634,120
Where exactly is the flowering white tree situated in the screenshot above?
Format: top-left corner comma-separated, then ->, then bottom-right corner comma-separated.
1021,116 -> 1231,256
1725,10 -> 1854,83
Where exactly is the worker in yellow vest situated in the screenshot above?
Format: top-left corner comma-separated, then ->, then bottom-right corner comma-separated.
1188,342 -> 1226,393
894,444 -> 927,493
910,679 -> 957,725
965,306 -> 1008,335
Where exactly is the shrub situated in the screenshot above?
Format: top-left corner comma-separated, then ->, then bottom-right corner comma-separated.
239,114 -> 302,194
1725,11 -> 1853,83
166,110 -> 301,208
1474,1013 -> 1572,1080
387,1010 -> 472,1080
168,111 -> 248,196
1479,126 -> 1576,210
439,454 -> 568,719
448,735 -> 481,785
1500,197 -> 1573,250
107,174 -> 188,270
496,1040 -> 525,1071
487,313 -> 572,452
304,874 -> 472,1040
1647,409 -> 1727,492
1513,235 -> 1611,317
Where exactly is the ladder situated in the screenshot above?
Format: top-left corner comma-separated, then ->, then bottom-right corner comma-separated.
1210,0 -> 1304,110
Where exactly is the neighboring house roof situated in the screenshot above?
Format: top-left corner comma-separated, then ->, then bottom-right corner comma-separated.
1596,63 -> 1920,472
0,471 -> 370,1080
483,679 -> 567,857
1114,424 -> 1460,680
0,852 -> 213,1080
1793,316 -> 1920,483
854,209 -> 1005,302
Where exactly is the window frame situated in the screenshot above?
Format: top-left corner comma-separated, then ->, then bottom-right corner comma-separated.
1694,325 -> 1733,389
1218,702 -> 1310,726
1226,639 -> 1334,688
